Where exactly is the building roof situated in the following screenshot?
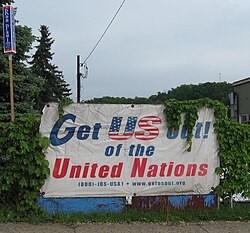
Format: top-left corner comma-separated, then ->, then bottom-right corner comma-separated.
233,77 -> 250,87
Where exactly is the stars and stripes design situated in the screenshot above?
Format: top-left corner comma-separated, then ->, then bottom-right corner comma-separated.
108,116 -> 138,140
135,116 -> 162,140
108,115 -> 161,141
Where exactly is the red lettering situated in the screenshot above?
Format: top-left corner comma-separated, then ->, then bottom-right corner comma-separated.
52,158 -> 69,178
69,165 -> 81,178
99,165 -> 109,178
186,164 -> 197,176
167,162 -> 174,176
90,164 -> 98,178
147,164 -> 158,177
82,163 -> 90,178
111,163 -> 123,178
174,164 -> 185,176
159,163 -> 167,177
130,158 -> 147,177
198,164 -> 208,176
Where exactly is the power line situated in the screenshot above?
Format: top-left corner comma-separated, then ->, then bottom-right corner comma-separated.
83,0 -> 126,64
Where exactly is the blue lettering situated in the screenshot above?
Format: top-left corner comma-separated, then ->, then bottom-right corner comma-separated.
167,122 -> 211,140
129,144 -> 155,156
146,146 -> 155,156
50,114 -> 76,146
77,125 -> 91,140
195,123 -> 203,138
203,122 -> 211,138
92,123 -> 102,140
167,126 -> 179,139
181,125 -> 188,139
105,146 -> 114,156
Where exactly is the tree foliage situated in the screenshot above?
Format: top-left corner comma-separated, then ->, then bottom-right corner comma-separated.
0,0 -> 13,4
0,2 -> 35,74
0,73 -> 44,121
0,3 -> 44,121
86,82 -> 233,106
162,82 -> 233,106
0,116 -> 50,212
30,25 -> 71,109
1,9 -> 72,120
85,96 -> 149,104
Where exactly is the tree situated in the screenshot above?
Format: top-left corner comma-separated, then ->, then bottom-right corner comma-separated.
148,82 -> 233,106
0,2 -> 44,121
85,96 -> 150,104
30,25 -> 71,109
148,92 -> 167,104
0,1 -> 32,73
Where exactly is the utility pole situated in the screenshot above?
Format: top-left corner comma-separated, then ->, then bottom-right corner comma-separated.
77,55 -> 81,103
219,73 -> 222,82
76,55 -> 88,103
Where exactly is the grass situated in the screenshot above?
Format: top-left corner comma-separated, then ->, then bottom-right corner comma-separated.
0,203 -> 250,223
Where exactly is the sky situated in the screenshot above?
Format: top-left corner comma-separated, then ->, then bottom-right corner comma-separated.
14,0 -> 250,101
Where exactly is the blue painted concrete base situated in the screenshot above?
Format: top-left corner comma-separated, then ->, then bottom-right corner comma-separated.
38,195 -> 125,214
38,194 -> 217,214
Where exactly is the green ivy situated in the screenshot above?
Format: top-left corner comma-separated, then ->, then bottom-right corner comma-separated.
0,97 -> 72,213
164,98 -> 250,199
1,99 -> 249,212
0,115 -> 50,213
58,97 -> 73,121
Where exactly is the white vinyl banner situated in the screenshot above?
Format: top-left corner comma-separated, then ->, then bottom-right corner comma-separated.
40,103 -> 219,198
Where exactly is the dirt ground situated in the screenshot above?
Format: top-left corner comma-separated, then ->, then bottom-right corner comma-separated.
0,221 -> 250,233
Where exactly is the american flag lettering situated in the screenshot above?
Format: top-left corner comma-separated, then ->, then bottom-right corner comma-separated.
108,116 -> 161,141
135,116 -> 162,140
108,116 -> 138,140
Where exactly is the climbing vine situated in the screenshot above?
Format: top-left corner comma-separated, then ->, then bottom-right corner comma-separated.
0,98 -> 249,212
58,97 -> 74,120
164,98 -> 250,199
58,97 -> 73,120
0,98 -> 72,213
0,115 -> 50,213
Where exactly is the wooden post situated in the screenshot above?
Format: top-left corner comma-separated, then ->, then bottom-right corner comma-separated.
8,54 -> 14,122
217,194 -> 220,210
230,193 -> 234,209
